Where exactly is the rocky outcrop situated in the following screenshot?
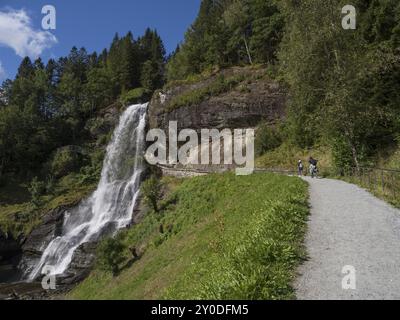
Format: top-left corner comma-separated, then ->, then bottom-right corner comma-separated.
0,281 -> 48,300
56,242 -> 97,286
18,207 -> 66,277
17,209 -> 141,285
148,67 -> 286,133
18,207 -> 100,284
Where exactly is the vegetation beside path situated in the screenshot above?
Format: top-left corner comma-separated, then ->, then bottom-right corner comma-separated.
69,172 -> 309,300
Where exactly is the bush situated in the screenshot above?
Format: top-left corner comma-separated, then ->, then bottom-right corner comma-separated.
28,177 -> 45,207
331,137 -> 369,172
51,147 -> 83,178
97,237 -> 126,276
255,123 -> 283,157
45,175 -> 56,195
142,176 -> 162,212
120,88 -> 151,106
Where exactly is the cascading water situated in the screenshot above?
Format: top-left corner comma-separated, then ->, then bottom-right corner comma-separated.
27,103 -> 148,280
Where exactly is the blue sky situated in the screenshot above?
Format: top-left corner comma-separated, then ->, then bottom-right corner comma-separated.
0,0 -> 201,82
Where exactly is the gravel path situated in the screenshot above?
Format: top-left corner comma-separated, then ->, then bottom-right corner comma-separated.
295,177 -> 400,300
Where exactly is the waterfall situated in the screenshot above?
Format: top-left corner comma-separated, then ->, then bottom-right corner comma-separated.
28,103 -> 148,280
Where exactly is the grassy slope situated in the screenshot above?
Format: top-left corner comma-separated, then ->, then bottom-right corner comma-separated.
69,172 -> 309,300
256,143 -> 333,173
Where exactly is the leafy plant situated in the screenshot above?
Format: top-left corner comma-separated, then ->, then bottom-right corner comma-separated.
96,237 -> 126,276
51,147 -> 83,178
45,175 -> 56,195
28,177 -> 45,207
141,176 -> 162,212
255,122 -> 283,157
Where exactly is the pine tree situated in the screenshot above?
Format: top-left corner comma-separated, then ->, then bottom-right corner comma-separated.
166,0 -> 284,80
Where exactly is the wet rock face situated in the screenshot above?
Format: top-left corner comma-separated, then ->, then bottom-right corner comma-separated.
18,209 -> 117,284
148,68 -> 286,133
18,207 -> 66,277
56,242 -> 97,286
18,207 -> 100,284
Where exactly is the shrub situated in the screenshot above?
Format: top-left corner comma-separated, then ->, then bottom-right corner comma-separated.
255,123 -> 283,157
28,177 -> 45,207
78,149 -> 105,185
51,147 -> 83,178
120,88 -> 151,106
97,134 -> 109,146
331,137 -> 369,172
45,175 -> 56,195
97,237 -> 126,276
85,117 -> 107,137
141,176 -> 162,212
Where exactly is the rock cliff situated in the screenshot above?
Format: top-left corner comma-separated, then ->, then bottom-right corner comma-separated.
148,67 -> 286,133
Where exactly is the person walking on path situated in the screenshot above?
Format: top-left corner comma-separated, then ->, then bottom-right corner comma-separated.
298,160 -> 304,176
309,157 -> 318,178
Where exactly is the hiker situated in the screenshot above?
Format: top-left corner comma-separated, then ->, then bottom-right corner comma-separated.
309,157 -> 318,178
298,160 -> 304,176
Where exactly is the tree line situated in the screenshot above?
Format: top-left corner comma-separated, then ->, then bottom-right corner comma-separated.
0,29 -> 166,181
1,0 -> 400,182
167,0 -> 284,80
279,0 -> 400,169
167,0 -> 400,169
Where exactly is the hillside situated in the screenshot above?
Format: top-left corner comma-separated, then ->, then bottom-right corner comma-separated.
1,0 -> 400,302
0,103 -> 122,235
69,173 -> 309,300
0,27 -> 167,274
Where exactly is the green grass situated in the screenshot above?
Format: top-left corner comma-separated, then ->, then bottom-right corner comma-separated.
164,69 -> 216,91
164,64 -> 270,91
256,143 -> 333,172
69,172 -> 309,300
166,74 -> 247,112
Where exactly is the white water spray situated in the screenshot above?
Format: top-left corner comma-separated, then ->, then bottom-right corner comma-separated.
28,103 -> 148,280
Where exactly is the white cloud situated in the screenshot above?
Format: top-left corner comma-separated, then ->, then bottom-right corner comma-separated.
0,61 -> 6,81
0,8 -> 57,59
